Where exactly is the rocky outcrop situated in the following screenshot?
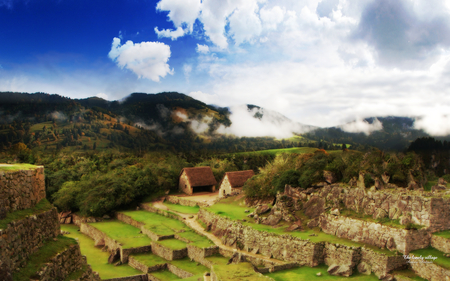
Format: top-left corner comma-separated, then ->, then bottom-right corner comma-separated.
0,166 -> 45,217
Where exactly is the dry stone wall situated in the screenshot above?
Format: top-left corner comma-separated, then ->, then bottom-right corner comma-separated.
320,214 -> 430,254
409,254 -> 450,280
166,196 -> 209,208
0,166 -> 45,217
36,244 -> 101,281
0,207 -> 59,272
431,235 -> 450,254
151,241 -> 187,260
360,248 -> 406,279
103,275 -> 149,281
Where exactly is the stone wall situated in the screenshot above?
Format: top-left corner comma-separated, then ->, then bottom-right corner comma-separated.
360,248 -> 406,279
151,241 -> 187,260
103,275 -> 149,281
128,256 -> 166,273
0,166 -> 45,217
409,254 -> 450,280
166,264 -> 194,278
166,196 -> 209,208
36,244 -> 101,281
198,209 -> 323,267
80,223 -> 152,263
323,243 -> 360,276
0,207 -> 59,272
320,214 -> 431,254
431,235 -> 450,254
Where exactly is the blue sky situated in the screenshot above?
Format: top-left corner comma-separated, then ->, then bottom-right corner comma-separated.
2,0 -> 450,133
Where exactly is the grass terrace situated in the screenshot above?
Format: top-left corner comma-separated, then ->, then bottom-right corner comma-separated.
392,269 -> 427,281
176,230 -> 214,248
433,230 -> 450,239
181,274 -> 206,281
410,247 -> 450,270
205,255 -> 230,266
265,265 -> 379,281
163,202 -> 200,214
12,236 -> 77,281
0,198 -> 53,229
88,220 -> 152,249
119,210 -> 189,236
207,197 -> 394,256
130,252 -> 167,267
170,258 -> 209,275
212,262 -> 272,281
156,238 -> 187,250
149,270 -> 182,280
61,224 -> 142,279
0,163 -> 39,171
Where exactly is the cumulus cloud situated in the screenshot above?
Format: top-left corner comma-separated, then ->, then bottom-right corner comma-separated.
156,0 -> 201,33
196,44 -> 209,54
414,115 -> 450,136
108,37 -> 173,82
154,26 -> 185,40
216,105 -> 313,139
340,118 -> 383,135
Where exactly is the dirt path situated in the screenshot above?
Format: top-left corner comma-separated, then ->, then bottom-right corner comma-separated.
152,201 -> 285,265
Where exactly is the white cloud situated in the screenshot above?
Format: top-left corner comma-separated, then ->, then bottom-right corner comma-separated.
414,114 -> 450,136
156,0 -> 201,32
96,93 -> 108,100
340,118 -> 383,135
228,1 -> 263,45
154,26 -> 185,40
196,44 -> 210,54
108,37 -> 173,82
183,64 -> 192,82
260,6 -> 285,30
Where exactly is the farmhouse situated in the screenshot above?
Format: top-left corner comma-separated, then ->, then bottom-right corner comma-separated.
179,167 -> 217,195
218,170 -> 255,198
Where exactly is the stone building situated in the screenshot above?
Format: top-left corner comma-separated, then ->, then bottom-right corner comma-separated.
218,170 -> 254,198
179,167 -> 217,195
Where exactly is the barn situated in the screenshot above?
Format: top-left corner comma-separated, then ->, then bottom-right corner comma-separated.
178,167 -> 217,195
218,170 -> 255,198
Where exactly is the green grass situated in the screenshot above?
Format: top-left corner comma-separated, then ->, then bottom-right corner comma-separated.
12,236 -> 77,281
119,210 -> 189,236
181,274 -> 205,281
61,224 -> 142,279
130,252 -> 167,267
212,262 -> 272,281
207,196 -> 255,221
0,198 -> 53,229
433,230 -> 450,239
0,163 -> 39,171
170,258 -> 209,275
149,270 -> 182,280
88,220 -> 152,249
163,202 -> 200,214
392,269 -> 427,281
176,231 -> 214,248
156,239 -> 187,250
410,247 -> 450,270
205,255 -> 230,266
265,265 -> 379,281
63,264 -> 88,281
235,147 -> 318,156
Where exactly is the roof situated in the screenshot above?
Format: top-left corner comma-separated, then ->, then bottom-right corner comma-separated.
224,170 -> 255,188
181,167 -> 217,187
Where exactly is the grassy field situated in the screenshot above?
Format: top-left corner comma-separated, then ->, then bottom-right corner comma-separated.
61,224 -> 142,279
12,235 -> 77,281
433,230 -> 450,239
235,147 -> 318,156
410,247 -> 450,269
130,252 -> 167,267
176,231 -> 214,248
0,198 -> 53,229
149,270 -> 182,280
163,202 -> 200,214
119,210 -> 190,236
170,258 -> 209,275
392,269 -> 427,281
212,262 -> 272,281
207,197 -> 393,256
265,265 -> 379,281
0,163 -> 39,171
205,255 -> 230,266
156,239 -> 187,250
88,220 -> 152,249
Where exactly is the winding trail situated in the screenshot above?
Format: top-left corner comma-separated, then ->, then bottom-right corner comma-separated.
151,200 -> 285,265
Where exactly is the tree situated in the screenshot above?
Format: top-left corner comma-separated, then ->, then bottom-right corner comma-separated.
342,143 -> 347,150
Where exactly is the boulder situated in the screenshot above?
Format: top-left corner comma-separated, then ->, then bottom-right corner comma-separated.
304,196 -> 325,219
255,205 -> 271,215
373,208 -> 388,220
357,262 -> 371,275
261,214 -> 282,226
330,208 -> 340,216
327,264 -> 352,277
386,237 -> 396,251
348,177 -> 358,187
323,170 -> 337,184
399,215 -> 411,226
286,220 -> 303,232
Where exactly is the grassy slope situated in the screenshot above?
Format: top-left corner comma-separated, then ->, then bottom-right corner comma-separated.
149,269 -> 182,280
60,224 -> 142,279
433,230 -> 450,239
12,236 -> 77,281
163,202 -> 200,214
88,220 -> 152,249
119,210 -> 189,236
0,198 -> 53,229
235,147 -> 318,156
156,238 -> 187,250
213,262 -> 273,281
0,163 -> 39,171
265,265 -> 379,281
176,231 -> 214,248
